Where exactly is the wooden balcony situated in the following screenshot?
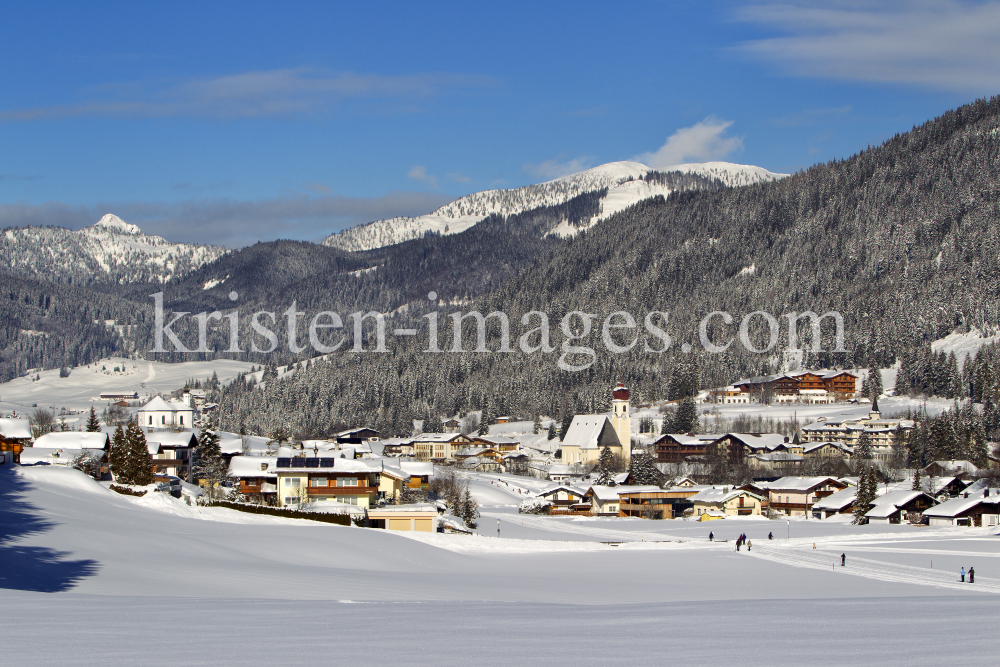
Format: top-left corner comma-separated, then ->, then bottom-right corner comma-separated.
306,486 -> 377,496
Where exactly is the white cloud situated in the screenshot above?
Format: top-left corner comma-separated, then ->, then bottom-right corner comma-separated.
635,118 -> 744,169
523,156 -> 593,179
0,68 -> 497,121
734,1 -> 1000,92
407,165 -> 438,188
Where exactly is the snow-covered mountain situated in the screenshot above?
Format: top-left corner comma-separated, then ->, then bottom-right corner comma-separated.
323,161 -> 786,251
0,213 -> 227,285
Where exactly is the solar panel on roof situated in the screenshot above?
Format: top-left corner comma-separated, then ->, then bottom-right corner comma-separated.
305,458 -> 319,467
291,457 -> 306,467
276,458 -> 291,468
320,458 -> 335,467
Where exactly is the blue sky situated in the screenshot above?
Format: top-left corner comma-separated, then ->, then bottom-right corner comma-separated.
2,1 -> 999,247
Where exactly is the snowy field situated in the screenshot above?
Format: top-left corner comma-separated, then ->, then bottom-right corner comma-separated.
0,358 -> 254,416
3,465 -> 1000,665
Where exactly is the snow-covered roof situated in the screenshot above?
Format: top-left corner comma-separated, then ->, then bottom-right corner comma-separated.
689,487 -> 764,503
0,418 -> 32,439
865,490 -> 930,519
139,396 -> 192,413
412,433 -> 466,443
727,433 -> 789,451
750,452 -> 805,462
368,503 -> 438,513
538,485 -> 588,499
34,432 -> 109,449
145,431 -> 198,448
765,476 -> 843,491
228,456 -> 278,478
471,435 -> 520,445
803,441 -> 853,454
812,487 -> 858,511
922,493 -> 995,518
19,447 -> 85,464
563,415 -> 616,450
588,484 -> 661,500
380,465 -> 408,481
396,461 -> 433,477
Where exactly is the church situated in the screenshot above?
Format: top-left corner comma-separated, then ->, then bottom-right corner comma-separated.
559,383 -> 631,465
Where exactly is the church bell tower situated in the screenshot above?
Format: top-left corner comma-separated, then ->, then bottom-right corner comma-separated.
611,382 -> 631,457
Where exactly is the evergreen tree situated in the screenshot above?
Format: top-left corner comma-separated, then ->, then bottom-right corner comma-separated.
596,445 -> 615,485
627,450 -> 662,486
423,413 -> 444,434
532,414 -> 541,435
852,467 -> 876,525
108,424 -> 126,480
672,397 -> 698,434
911,467 -> 922,491
85,406 -> 101,433
855,431 -> 873,461
460,486 -> 479,529
118,421 -> 154,486
868,368 -> 884,401
546,422 -> 557,440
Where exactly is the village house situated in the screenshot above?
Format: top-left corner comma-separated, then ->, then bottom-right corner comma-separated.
811,486 -> 860,518
396,461 -> 433,490
923,460 -> 978,477
799,400 -> 912,460
273,457 -> 383,509
412,432 -> 471,461
689,487 -> 766,518
754,476 -> 848,516
537,485 -> 590,514
922,489 -> 1000,527
584,485 -> 656,516
618,486 -> 705,519
145,430 -> 198,480
863,490 -> 937,524
733,370 -> 858,403
228,455 -> 278,502
747,451 -> 805,473
0,417 -> 32,464
469,434 -> 521,454
653,434 -> 726,464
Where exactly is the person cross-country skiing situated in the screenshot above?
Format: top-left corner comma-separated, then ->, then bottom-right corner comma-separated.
841,553 -> 846,567
969,567 -> 975,583
768,532 -> 773,540
747,540 -> 752,551
961,567 -> 966,582
709,531 -> 714,542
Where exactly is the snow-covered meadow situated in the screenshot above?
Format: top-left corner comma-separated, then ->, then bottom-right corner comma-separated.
3,464 -> 999,665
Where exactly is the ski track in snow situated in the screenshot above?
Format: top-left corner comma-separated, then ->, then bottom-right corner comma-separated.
479,511 -> 688,542
748,544 -> 1000,594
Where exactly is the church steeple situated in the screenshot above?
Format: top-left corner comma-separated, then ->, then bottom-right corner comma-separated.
869,395 -> 881,420
611,382 -> 631,458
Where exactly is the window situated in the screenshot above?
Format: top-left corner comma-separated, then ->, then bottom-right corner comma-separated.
337,496 -> 358,505
285,478 -> 300,487
148,416 -> 152,425
337,477 -> 358,487
310,477 -> 327,487
179,416 -> 184,425
161,415 -> 166,425
283,497 -> 298,505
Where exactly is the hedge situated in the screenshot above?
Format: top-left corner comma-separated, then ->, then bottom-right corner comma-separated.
207,500 -> 351,526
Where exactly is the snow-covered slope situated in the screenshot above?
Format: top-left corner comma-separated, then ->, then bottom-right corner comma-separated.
323,161 -> 786,252
0,214 -> 227,284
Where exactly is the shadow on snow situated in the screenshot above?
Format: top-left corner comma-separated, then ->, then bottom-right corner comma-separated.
0,468 -> 99,592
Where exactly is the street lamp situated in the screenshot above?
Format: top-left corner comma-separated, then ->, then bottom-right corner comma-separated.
787,519 -> 790,540
497,519 -> 500,538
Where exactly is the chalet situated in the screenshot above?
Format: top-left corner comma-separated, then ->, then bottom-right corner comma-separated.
721,433 -> 797,458
469,435 -> 521,453
922,490 -> 1000,527
146,430 -> 199,479
273,457 -> 383,509
690,487 -> 766,518
918,475 -> 972,500
811,487 -> 860,518
0,418 -> 32,446
443,419 -> 461,432
732,371 -> 857,403
334,428 -> 380,444
708,387 -> 750,404
653,434 -> 726,463
537,485 -> 590,514
803,441 -> 853,459
863,490 -> 937,524
100,391 -> 139,401
618,486 -> 703,519
757,476 -> 848,516
584,485 -> 661,516
138,396 -> 194,429
396,461 -> 433,489
228,456 -> 278,501
378,438 -> 415,457
412,432 -> 471,461
923,460 -> 978,477
378,465 -> 409,502
747,452 -> 805,472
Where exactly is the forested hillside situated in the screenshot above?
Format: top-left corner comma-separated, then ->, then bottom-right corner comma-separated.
211,95 -> 1000,439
